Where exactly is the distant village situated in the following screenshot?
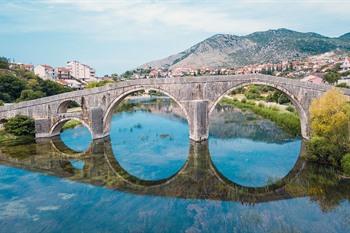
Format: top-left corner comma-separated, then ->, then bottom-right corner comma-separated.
8,51 -> 350,90
124,51 -> 350,87
9,60 -> 97,89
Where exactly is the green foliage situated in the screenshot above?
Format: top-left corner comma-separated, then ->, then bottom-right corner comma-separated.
324,71 -> 341,84
341,153 -> 350,176
85,80 -> 113,89
0,74 -> 26,102
286,105 -> 295,112
0,71 -> 72,103
221,97 -> 300,136
336,83 -> 350,88
0,100 -> 3,106
266,90 -> 290,104
308,89 -> 350,166
4,115 -> 35,136
0,57 -> 9,69
61,119 -> 82,131
17,90 -> 45,101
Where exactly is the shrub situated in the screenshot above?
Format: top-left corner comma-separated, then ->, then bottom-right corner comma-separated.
241,98 -> 247,103
308,89 -> 350,165
341,153 -> 350,176
306,136 -> 341,166
4,115 -> 35,136
286,105 -> 295,112
0,100 -> 3,106
258,102 -> 265,108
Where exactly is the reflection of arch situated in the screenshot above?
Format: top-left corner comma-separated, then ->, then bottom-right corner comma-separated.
102,138 -> 190,187
50,136 -> 92,157
57,100 -> 81,113
102,87 -> 190,136
208,81 -> 309,138
50,117 -> 93,138
206,140 -> 306,193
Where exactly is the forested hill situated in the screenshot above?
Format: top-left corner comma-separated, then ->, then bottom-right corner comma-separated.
0,57 -> 72,105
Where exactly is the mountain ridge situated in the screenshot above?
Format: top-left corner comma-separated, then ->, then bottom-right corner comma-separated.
142,28 -> 350,70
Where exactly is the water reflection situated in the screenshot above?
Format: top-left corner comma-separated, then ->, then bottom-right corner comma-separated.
0,138 -> 348,205
60,125 -> 92,152
209,104 -> 302,187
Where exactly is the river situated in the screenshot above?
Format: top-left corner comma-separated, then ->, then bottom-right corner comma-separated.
0,97 -> 349,233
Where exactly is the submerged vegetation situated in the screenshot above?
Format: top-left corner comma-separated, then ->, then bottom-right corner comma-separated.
220,97 -> 301,137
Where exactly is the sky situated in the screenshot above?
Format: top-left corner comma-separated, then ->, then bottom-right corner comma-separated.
0,0 -> 349,75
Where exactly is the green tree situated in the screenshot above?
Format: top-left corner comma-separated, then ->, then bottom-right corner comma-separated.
4,115 -> 35,136
0,57 -> 9,69
0,74 -> 26,102
17,89 -> 45,101
308,88 -> 350,165
324,71 -> 341,84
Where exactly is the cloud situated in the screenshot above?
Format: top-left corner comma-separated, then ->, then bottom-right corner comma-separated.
2,0 -> 349,38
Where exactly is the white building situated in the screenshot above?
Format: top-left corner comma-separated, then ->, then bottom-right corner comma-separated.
34,64 -> 55,80
340,57 -> 350,72
66,61 -> 96,83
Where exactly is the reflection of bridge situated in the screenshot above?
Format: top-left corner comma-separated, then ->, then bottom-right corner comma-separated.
0,139 -> 349,205
0,75 -> 349,141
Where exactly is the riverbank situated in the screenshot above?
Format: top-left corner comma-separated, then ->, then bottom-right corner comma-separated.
219,97 -> 301,136
0,130 -> 34,146
61,119 -> 82,130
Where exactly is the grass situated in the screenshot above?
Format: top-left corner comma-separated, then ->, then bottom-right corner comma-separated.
61,119 -> 82,131
220,97 -> 301,136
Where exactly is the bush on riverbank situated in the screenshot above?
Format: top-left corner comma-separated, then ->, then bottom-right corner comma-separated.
307,88 -> 350,168
0,115 -> 35,146
220,97 -> 301,136
4,115 -> 35,136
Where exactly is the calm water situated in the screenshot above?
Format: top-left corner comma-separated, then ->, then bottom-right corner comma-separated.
0,97 -> 349,233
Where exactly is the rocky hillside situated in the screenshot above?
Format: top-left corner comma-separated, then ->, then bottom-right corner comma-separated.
142,29 -> 350,69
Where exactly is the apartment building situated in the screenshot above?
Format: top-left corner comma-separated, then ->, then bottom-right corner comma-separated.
34,64 -> 55,80
66,60 -> 96,83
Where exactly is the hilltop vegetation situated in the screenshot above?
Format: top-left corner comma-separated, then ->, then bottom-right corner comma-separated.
143,28 -> 350,70
0,57 -> 72,103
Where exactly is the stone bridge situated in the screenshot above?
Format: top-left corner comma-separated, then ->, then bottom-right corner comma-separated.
0,74 -> 349,141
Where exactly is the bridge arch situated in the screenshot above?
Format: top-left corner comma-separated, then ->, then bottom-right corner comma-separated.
57,99 -> 82,114
102,87 -> 190,137
208,81 -> 309,139
50,117 -> 93,138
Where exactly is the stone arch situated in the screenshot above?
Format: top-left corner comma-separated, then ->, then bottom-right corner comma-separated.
57,99 -> 81,114
208,81 -> 309,139
102,87 -> 190,137
50,117 -> 93,137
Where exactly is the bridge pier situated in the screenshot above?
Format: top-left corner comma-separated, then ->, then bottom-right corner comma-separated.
35,118 -> 52,138
185,100 -> 209,142
88,107 -> 104,140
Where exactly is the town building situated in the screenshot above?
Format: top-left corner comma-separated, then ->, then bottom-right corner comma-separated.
9,63 -> 34,72
66,60 -> 96,83
55,67 -> 71,79
34,64 -> 56,80
340,57 -> 350,72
